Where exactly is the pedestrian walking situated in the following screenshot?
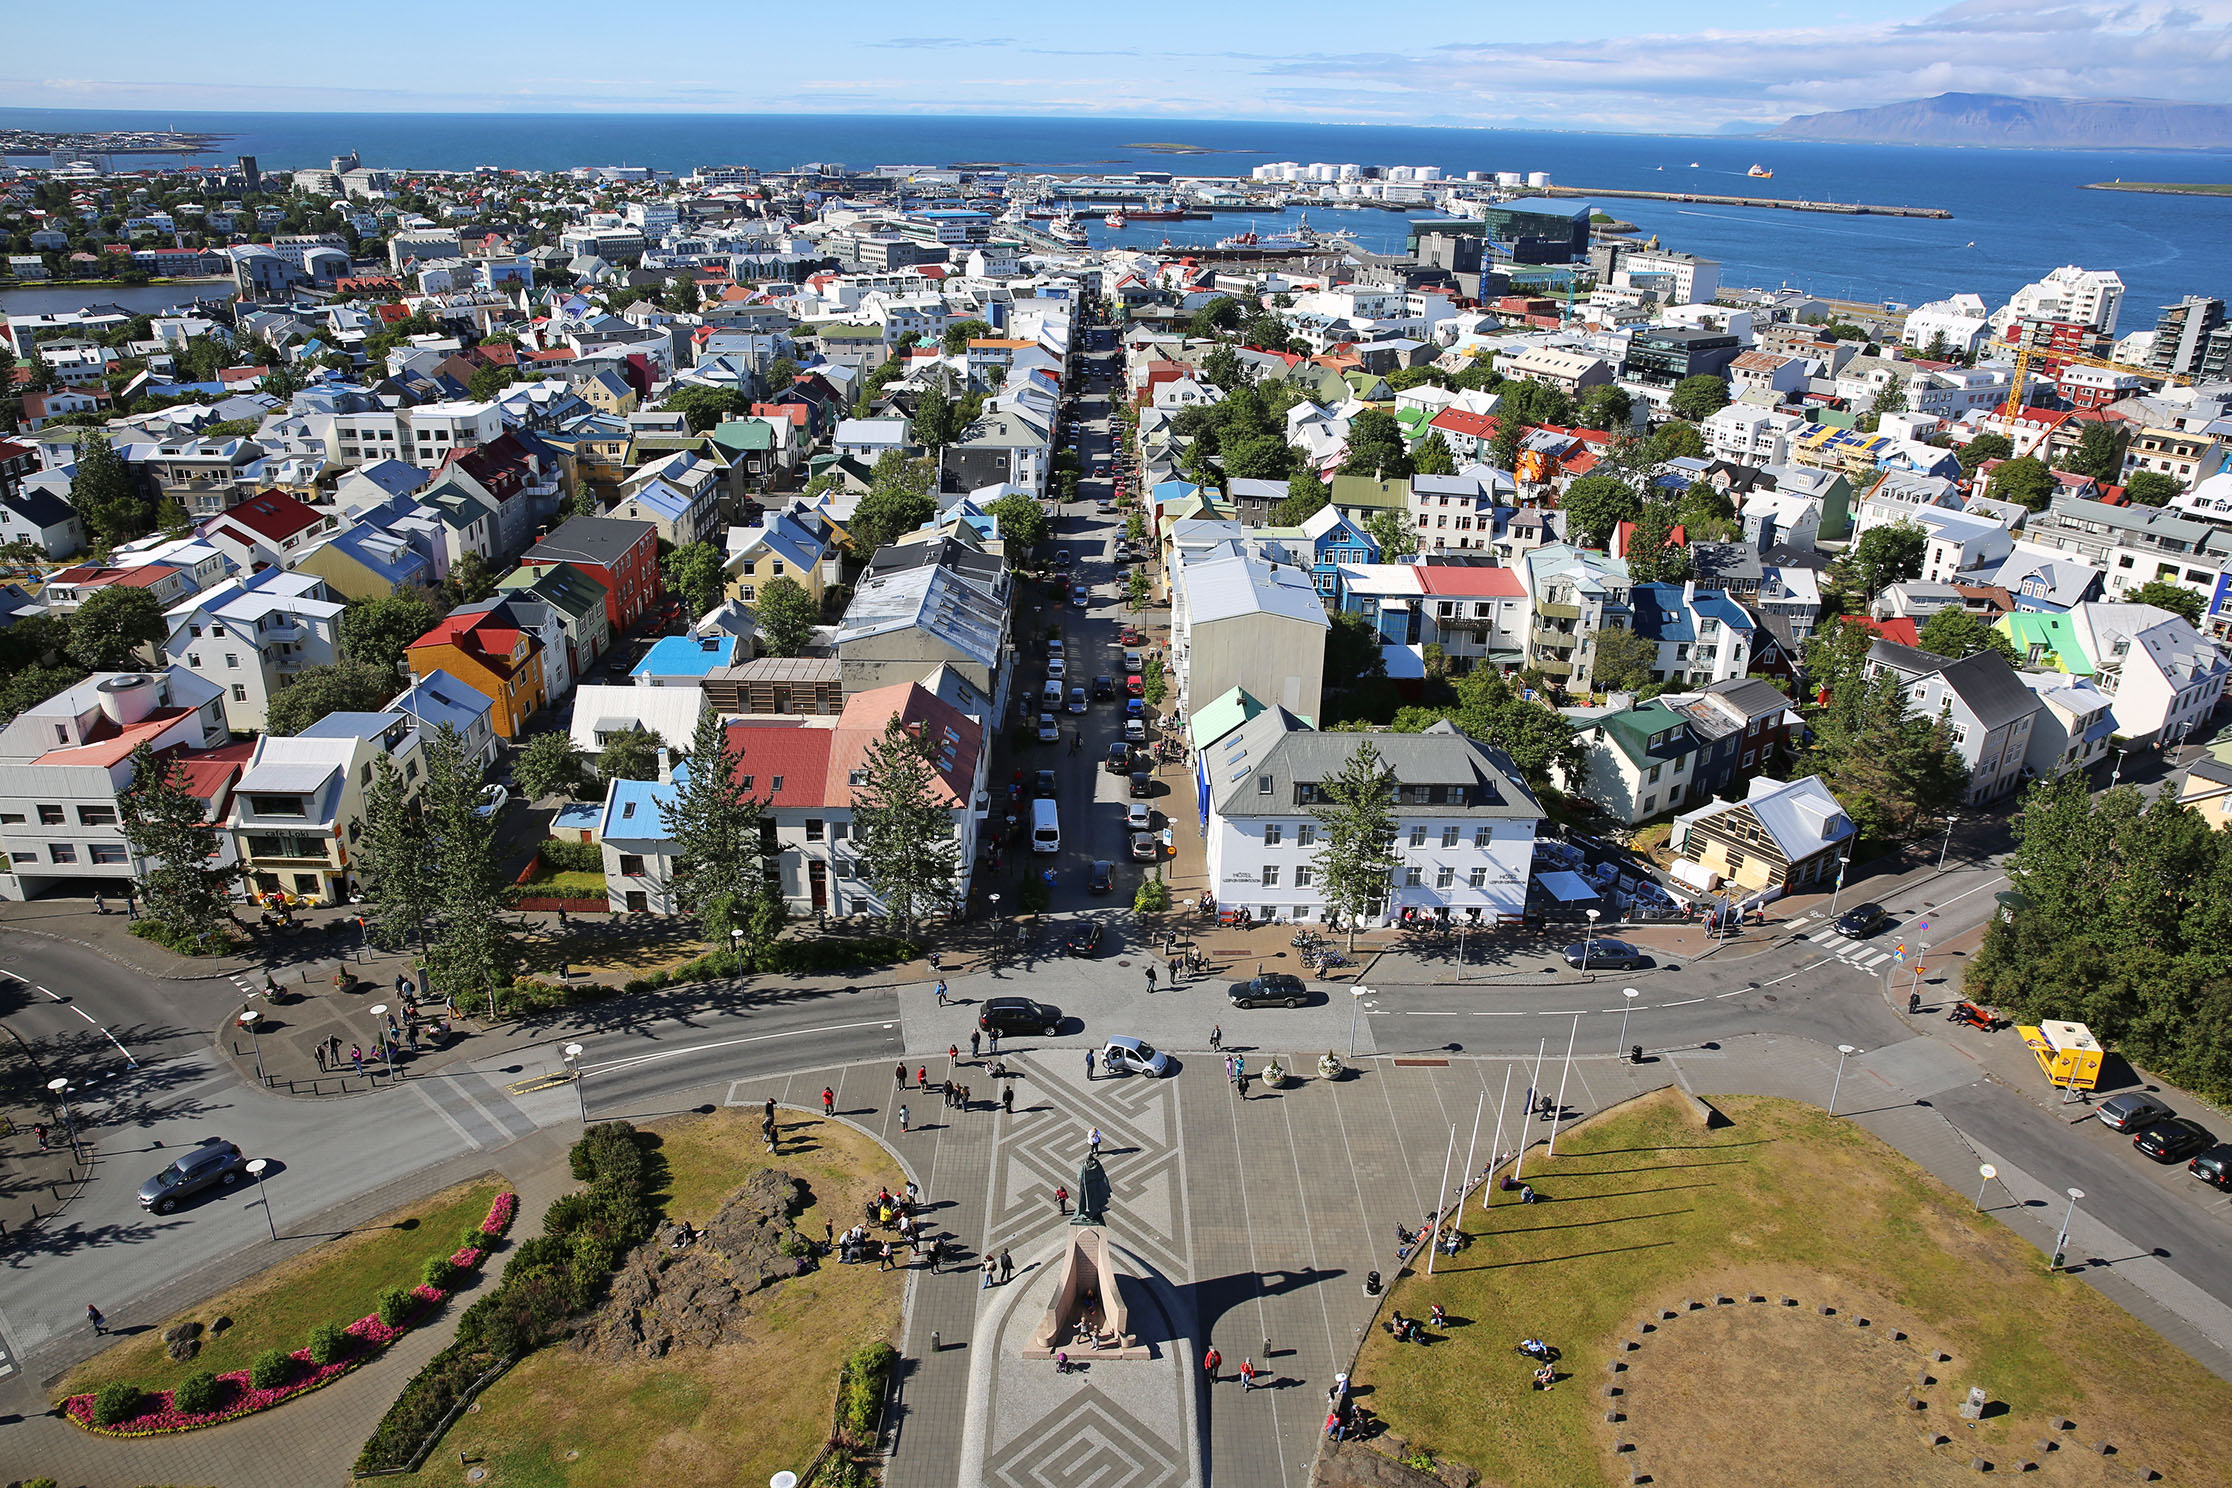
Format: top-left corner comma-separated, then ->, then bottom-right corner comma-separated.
1210,1024 -> 1223,1052
928,1237 -> 944,1274
989,1027 -> 1001,1053
1237,1072 -> 1251,1100
33,1122 -> 48,1151
1055,1185 -> 1070,1216
905,1180 -> 919,1207
87,1304 -> 106,1335
764,1096 -> 777,1125
1085,1048 -> 1096,1080
895,1062 -> 907,1089
962,1084 -> 973,1109
970,1030 -> 981,1060
822,1086 -> 836,1116
982,1255 -> 997,1290
935,979 -> 948,1007
1000,1247 -> 1013,1283
879,1242 -> 894,1271
93,892 -> 107,916
1145,965 -> 1158,993
1240,1358 -> 1258,1390
1202,1346 -> 1221,1380
1087,1126 -> 1102,1155
123,888 -> 137,919
917,1065 -> 928,1090
314,1045 -> 327,1073
350,1044 -> 364,1075
1002,1085 -> 1014,1115
395,974 -> 408,999
899,1103 -> 910,1134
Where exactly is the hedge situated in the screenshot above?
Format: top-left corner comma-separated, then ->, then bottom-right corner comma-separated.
352,1123 -> 659,1474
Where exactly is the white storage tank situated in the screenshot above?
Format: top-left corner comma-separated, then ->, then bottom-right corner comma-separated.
1526,171 -> 1551,189
96,673 -> 160,727
1495,171 -> 1522,188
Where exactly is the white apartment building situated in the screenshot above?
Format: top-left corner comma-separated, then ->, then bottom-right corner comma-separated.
1996,266 -> 2125,337
1902,295 -> 1991,357
1703,405 -> 1807,468
164,569 -> 346,733
404,401 -> 503,469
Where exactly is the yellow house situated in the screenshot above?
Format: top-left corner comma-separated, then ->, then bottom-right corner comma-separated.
581,370 -> 640,416
723,510 -> 831,608
2177,757 -> 2232,830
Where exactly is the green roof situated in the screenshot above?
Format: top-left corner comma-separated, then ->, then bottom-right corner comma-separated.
820,322 -> 882,341
1597,700 -> 1695,767
1189,686 -> 1267,752
1329,474 -> 1410,512
711,417 -> 773,453
1995,611 -> 2091,674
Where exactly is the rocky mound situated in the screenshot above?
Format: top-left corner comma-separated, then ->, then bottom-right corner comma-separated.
575,1168 -> 813,1361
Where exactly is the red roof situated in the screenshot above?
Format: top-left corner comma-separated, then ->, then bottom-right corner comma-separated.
33,707 -> 201,768
752,402 -> 810,428
1849,616 -> 1921,648
375,302 -> 411,325
52,563 -> 179,591
169,738 -> 256,806
1415,564 -> 1526,598
723,719 -> 836,809
1428,409 -> 1497,439
221,489 -> 322,543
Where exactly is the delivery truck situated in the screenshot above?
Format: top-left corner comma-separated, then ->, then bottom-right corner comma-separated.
2017,1020 -> 2103,1092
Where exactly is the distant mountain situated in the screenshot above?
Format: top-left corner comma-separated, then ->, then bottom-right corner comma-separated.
1759,93 -> 2232,150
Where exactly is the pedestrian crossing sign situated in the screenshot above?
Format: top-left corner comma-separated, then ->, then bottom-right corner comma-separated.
1894,943 -> 1907,963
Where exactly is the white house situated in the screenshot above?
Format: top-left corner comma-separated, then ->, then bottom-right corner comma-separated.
163,568 -> 346,733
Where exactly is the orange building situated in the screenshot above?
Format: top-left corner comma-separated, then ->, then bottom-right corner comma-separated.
405,599 -> 546,739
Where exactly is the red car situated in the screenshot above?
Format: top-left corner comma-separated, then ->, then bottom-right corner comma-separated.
1119,626 -> 1145,646
1126,674 -> 1145,697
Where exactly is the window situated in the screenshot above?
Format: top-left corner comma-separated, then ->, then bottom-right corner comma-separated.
1441,826 -> 1459,848
1474,826 -> 1492,849
1261,866 -> 1280,889
619,854 -> 646,875
1404,866 -> 1423,887
232,685 -> 248,703
1647,764 -> 1662,784
1409,826 -> 1426,847
1640,795 -> 1655,815
1263,823 -> 1282,847
187,652 -> 202,667
37,805 -> 63,825
1296,824 -> 1317,847
1436,866 -> 1455,889
49,843 -> 77,863
1724,848 -> 1746,872
805,818 -> 824,842
1295,867 -> 1313,888
1258,775 -> 1273,795
1468,867 -> 1487,889
90,843 -> 127,865
76,805 -> 116,826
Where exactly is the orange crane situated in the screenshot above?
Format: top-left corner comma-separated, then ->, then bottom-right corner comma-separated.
1997,343 -> 2191,419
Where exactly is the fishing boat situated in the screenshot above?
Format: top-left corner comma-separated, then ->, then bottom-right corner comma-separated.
1254,212 -> 1315,251
1130,197 -> 1186,220
1103,208 -> 1128,229
1049,211 -> 1087,245
1748,164 -> 1773,179
1215,229 -> 1261,250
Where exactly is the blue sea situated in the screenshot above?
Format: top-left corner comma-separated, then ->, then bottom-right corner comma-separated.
4,108 -> 2228,317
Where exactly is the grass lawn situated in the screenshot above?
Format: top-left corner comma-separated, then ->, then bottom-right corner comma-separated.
516,921 -> 708,981
58,1179 -> 504,1400
1354,1091 -> 2228,1488
393,1111 -> 904,1488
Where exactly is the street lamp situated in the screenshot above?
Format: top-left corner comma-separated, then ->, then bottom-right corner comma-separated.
1347,985 -> 1371,1059
2051,1186 -> 2084,1272
1581,907 -> 1601,980
1616,987 -> 1640,1059
246,1157 -> 277,1241
1938,814 -> 1959,871
239,1009 -> 267,1087
46,1077 -> 81,1162
2109,748 -> 2128,789
729,927 -> 745,976
1828,1043 -> 1859,1117
1828,851 -> 1851,916
563,1042 -> 587,1124
370,1003 -> 393,1080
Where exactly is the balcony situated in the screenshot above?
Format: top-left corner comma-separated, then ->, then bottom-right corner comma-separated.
1535,601 -> 1581,623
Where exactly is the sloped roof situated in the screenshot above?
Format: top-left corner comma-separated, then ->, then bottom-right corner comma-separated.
1207,711 -> 1540,820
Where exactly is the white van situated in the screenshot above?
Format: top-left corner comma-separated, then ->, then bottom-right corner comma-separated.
1042,680 -> 1064,710
1030,797 -> 1061,855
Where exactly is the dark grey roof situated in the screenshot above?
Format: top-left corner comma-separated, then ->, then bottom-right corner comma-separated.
1935,651 -> 2043,731
1703,676 -> 1795,718
1689,542 -> 1763,585
526,515 -> 657,567
1207,713 -> 1542,820
3,487 -> 76,529
1866,638 -> 1954,677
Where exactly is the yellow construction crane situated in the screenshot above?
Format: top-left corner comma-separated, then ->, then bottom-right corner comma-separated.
1998,344 -> 2191,418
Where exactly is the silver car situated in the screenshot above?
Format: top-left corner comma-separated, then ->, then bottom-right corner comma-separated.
1101,1035 -> 1171,1078
138,1140 -> 246,1213
2097,1092 -> 2175,1132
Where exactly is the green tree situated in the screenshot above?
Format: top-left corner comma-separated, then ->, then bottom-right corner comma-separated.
1805,666 -> 1969,847
1578,383 -> 1633,432
354,755 -> 437,951
117,740 -> 241,951
264,660 -> 400,736
596,725 -> 665,784
1676,480 -> 1742,543
663,274 -> 699,313
1800,617 -> 1877,714
1410,431 -> 1457,477
1340,408 -> 1412,480
1624,500 -> 1690,584
658,709 -> 777,952
1199,343 -> 1244,393
466,364 -> 515,403
1855,379 -> 1907,434
422,723 -> 516,1000
848,453 -> 937,551
0,664 -> 89,731
1222,432 -> 1292,482
1916,607 -> 2021,665
1309,740 -> 1403,950
1488,415 -> 1525,475
66,586 -> 167,670
1499,379 -> 1574,429
661,540 -> 727,619
1590,624 -> 1658,693
443,551 -> 497,607
1837,519 -> 1927,603
1647,420 -> 1705,463
2125,579 -> 2205,627
1559,473 -> 1639,550
751,576 -> 818,657
340,593 -> 439,673
2123,469 -> 2181,506
941,318 -> 991,355
911,384 -> 958,454
764,356 -> 799,394
1668,374 -> 1730,421
1363,509 -> 1417,560
2059,422 -> 2125,483
986,492 -> 1049,551
848,716 -> 959,935
1987,455 -> 2057,512
1186,296 -> 1242,338
1272,467 -> 1330,526
68,432 -> 133,530
663,385 -> 747,433
513,732 -> 595,802
1954,432 -> 2013,475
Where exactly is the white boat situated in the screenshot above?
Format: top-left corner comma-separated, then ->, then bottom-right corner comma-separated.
1104,208 -> 1127,229
1049,212 -> 1087,245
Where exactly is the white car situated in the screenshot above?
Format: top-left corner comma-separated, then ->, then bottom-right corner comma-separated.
473,784 -> 509,818
1049,638 -> 1065,660
1123,718 -> 1146,743
1125,802 -> 1153,832
1101,1035 -> 1171,1078
1047,657 -> 1066,680
1129,831 -> 1158,862
1037,713 -> 1061,743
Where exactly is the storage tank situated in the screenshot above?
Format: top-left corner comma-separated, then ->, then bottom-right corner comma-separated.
97,673 -> 159,726
1494,171 -> 1522,188
1526,171 -> 1551,189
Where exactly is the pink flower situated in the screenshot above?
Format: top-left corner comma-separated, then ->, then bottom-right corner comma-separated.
450,1245 -> 485,1270
481,1191 -> 518,1236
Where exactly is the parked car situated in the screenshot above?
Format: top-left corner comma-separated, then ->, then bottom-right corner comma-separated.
1088,859 -> 1116,894
1091,675 -> 1116,701
473,784 -> 509,818
1833,902 -> 1888,938
1065,922 -> 1105,957
1071,588 -> 1090,609
1106,742 -> 1134,774
1048,638 -> 1065,660
138,1140 -> 247,1214
2134,1117 -> 2214,1163
1034,770 -> 1059,800
1068,686 -> 1088,715
1125,802 -> 1153,832
2189,1144 -> 2232,1192
1129,770 -> 1154,798
1120,627 -> 1145,647
1562,938 -> 1646,970
1037,713 -> 1060,743
1125,673 -> 1145,697
980,998 -> 1063,1037
1227,973 -> 1309,1009
1124,698 -> 1145,719
2096,1092 -> 2175,1132
1122,649 -> 1144,673
1129,831 -> 1158,862
1124,718 -> 1146,744
1047,657 -> 1066,680
1054,549 -> 1073,569
1100,1035 -> 1170,1078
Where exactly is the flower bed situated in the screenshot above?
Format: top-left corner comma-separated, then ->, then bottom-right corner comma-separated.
63,1189 -> 516,1439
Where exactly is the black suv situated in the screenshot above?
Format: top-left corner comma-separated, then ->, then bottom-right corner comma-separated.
1129,770 -> 1154,798
1091,675 -> 1116,701
1033,770 -> 1059,799
1227,974 -> 1309,1009
1107,743 -> 1134,775
979,998 -> 1063,1037
138,1140 -> 247,1214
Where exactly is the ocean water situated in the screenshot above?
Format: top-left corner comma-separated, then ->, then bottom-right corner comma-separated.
3,108 -> 2227,318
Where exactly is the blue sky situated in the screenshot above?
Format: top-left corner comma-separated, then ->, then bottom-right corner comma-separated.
7,1 -> 2230,130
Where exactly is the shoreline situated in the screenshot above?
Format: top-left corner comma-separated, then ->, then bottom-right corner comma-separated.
2080,181 -> 2232,197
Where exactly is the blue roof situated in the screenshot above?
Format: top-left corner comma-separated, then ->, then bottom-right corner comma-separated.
327,524 -> 433,587
632,633 -> 738,679
390,668 -> 494,731
599,775 -> 679,845
1628,584 -> 1695,644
